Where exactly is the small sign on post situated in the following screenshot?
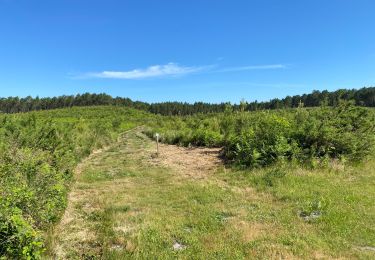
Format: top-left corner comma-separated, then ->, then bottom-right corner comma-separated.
155,133 -> 160,155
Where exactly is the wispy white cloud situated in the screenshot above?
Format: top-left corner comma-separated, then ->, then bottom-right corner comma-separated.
79,63 -> 287,80
85,63 -> 208,79
216,64 -> 287,72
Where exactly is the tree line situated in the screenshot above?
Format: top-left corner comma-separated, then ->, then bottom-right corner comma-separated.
0,87 -> 374,115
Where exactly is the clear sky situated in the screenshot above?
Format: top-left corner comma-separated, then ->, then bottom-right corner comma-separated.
0,0 -> 374,103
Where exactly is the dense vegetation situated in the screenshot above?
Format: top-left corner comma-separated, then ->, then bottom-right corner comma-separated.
0,97 -> 374,259
146,102 -> 375,167
1,87 -> 374,115
0,107 -> 151,258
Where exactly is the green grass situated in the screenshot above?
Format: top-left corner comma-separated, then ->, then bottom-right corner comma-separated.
217,161 -> 375,259
49,128 -> 375,259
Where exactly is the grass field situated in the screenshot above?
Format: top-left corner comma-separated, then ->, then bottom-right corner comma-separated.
47,127 -> 375,259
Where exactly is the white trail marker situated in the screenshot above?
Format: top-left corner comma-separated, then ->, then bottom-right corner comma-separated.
155,133 -> 160,155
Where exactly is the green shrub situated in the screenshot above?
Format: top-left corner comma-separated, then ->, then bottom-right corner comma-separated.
191,129 -> 222,147
150,102 -> 375,168
0,206 -> 44,259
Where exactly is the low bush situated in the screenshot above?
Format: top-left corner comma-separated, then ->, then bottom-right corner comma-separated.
149,102 -> 375,168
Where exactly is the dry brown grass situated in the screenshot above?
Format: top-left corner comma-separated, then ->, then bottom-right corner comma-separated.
148,143 -> 222,179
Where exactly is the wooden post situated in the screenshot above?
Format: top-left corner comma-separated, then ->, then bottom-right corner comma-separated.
155,133 -> 159,155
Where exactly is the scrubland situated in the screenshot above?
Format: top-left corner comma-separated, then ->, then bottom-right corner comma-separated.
1,103 -> 374,259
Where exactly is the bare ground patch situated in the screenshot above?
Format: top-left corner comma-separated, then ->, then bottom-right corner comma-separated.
149,143 -> 222,179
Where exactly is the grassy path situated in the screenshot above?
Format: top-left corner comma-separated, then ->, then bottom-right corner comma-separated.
49,128 -> 375,259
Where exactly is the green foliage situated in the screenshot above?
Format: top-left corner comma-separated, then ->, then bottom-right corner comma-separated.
0,106 -> 150,259
299,196 -> 329,222
149,103 -> 375,168
0,206 -> 44,259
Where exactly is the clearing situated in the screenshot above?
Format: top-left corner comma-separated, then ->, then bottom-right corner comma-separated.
48,128 -> 375,259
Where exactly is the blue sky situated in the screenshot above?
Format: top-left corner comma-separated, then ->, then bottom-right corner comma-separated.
0,0 -> 374,103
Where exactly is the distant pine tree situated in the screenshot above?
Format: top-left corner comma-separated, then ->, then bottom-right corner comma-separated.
0,87 -> 374,115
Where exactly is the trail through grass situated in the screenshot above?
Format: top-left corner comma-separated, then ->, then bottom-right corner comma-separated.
49,128 -> 375,259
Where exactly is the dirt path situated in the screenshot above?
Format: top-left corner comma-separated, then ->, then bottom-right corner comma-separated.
49,128 -> 311,259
